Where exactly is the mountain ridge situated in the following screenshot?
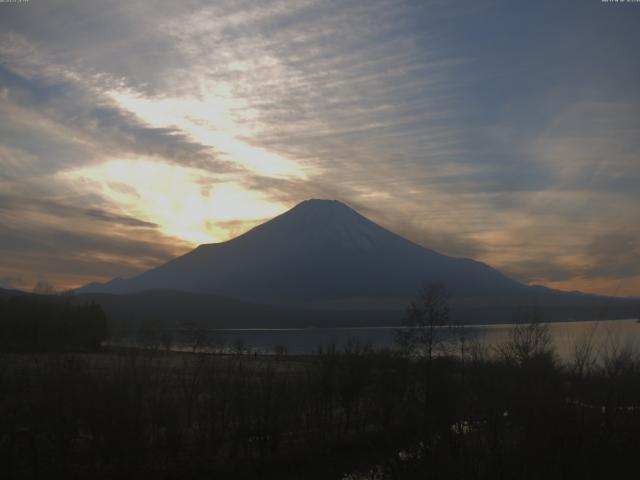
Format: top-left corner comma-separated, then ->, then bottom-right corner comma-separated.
77,199 -> 528,305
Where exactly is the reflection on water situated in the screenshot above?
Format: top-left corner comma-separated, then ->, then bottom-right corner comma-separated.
122,319 -> 640,363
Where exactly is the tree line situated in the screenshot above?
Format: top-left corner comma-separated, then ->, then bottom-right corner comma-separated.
0,295 -> 108,351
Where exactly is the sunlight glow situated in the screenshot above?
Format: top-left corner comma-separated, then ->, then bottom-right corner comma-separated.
60,159 -> 287,245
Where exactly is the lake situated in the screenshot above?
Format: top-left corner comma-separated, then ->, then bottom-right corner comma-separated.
153,318 -> 640,362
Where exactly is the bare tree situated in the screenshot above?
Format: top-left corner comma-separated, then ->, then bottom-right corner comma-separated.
273,344 -> 288,357
570,322 -> 600,378
396,283 -> 451,362
181,321 -> 209,353
449,320 -> 474,363
159,331 -> 173,353
498,307 -> 555,367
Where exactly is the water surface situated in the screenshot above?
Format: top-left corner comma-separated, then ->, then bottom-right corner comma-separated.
161,318 -> 640,361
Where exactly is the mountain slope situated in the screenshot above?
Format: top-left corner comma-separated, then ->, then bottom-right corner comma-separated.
78,199 -> 527,305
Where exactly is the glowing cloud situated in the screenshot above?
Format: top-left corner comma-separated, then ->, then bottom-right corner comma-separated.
60,159 -> 287,245
108,89 -> 308,179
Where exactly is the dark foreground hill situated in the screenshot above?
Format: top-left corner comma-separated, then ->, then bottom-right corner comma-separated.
1,286 -> 637,332
73,289 -> 640,330
0,287 -> 25,300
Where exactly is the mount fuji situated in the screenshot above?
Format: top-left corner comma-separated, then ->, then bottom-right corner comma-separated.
77,199 -> 529,306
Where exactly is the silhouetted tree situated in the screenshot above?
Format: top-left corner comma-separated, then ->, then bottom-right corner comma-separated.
396,283 -> 451,362
498,307 -> 555,367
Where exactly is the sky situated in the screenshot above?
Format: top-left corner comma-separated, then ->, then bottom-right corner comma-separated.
0,0 -> 639,296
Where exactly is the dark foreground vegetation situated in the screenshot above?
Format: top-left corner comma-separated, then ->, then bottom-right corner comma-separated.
1,325 -> 640,480
2,288 -> 640,479
0,295 -> 108,352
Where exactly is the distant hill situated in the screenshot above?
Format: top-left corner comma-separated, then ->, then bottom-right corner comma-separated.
2,286 -> 636,331
0,287 -> 27,300
71,290 -> 396,331
71,289 -> 639,331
